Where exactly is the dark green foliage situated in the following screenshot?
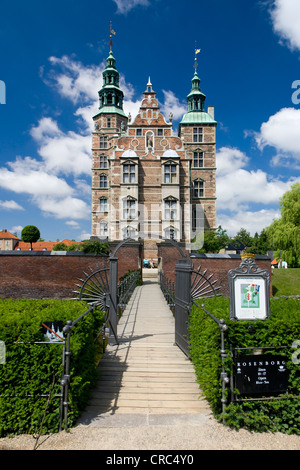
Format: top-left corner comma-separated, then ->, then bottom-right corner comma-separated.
0,299 -> 105,436
189,296 -> 300,434
80,240 -> 109,254
21,225 -> 41,249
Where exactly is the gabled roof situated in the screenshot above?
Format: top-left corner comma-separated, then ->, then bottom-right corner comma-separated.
0,230 -> 20,240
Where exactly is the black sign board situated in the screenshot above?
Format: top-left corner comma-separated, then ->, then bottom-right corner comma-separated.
234,354 -> 289,395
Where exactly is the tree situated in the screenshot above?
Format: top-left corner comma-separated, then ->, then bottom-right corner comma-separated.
80,240 -> 110,255
265,183 -> 300,267
21,225 -> 41,250
198,225 -> 230,253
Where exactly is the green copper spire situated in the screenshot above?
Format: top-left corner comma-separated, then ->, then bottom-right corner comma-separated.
179,46 -> 216,125
94,25 -> 126,118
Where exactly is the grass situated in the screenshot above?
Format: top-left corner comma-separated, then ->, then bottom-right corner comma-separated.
271,268 -> 300,296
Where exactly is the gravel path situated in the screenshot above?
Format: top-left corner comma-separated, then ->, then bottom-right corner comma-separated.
0,413 -> 299,450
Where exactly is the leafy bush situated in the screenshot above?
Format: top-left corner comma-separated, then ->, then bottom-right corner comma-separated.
0,299 -> 105,436
189,296 -> 300,434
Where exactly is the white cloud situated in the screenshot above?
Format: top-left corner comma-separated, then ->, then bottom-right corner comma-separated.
0,200 -> 24,211
10,225 -> 23,237
113,0 -> 150,15
160,90 -> 186,121
0,157 -> 73,197
255,108 -> 300,165
37,196 -> 90,220
217,209 -> 280,237
216,146 -> 300,234
216,146 -> 299,212
47,55 -> 104,104
270,0 -> 300,51
30,117 -> 91,177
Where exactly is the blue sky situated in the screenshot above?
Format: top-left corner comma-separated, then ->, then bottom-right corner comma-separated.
1,0 -> 300,241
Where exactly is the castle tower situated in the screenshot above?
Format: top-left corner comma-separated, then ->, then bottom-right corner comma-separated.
179,50 -> 217,232
91,47 -> 128,239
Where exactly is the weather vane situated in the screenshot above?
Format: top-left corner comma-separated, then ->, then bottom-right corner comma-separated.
109,22 -> 116,51
194,42 -> 201,71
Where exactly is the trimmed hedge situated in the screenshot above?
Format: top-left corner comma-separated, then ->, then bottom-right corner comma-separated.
0,299 -> 105,437
190,296 -> 300,434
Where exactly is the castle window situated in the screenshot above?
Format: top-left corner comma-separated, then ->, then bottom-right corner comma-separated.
123,198 -> 136,220
164,163 -> 177,184
193,151 -> 203,168
164,199 -> 177,220
99,136 -> 107,149
99,198 -> 108,212
193,180 -> 204,198
100,174 -> 108,188
107,93 -> 113,105
99,221 -> 108,237
157,129 -> 163,136
123,164 -> 136,184
99,155 -> 108,168
193,127 -> 203,143
136,129 -> 142,136
107,118 -> 111,128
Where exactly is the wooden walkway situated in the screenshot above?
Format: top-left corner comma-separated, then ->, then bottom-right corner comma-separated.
78,273 -> 211,426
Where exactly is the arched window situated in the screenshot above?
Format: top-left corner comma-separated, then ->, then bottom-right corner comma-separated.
145,131 -> 154,149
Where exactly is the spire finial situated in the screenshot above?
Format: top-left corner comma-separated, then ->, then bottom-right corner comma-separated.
109,21 -> 116,52
194,42 -> 201,72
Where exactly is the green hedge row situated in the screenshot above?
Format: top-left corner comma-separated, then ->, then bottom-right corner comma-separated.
189,296 -> 300,434
0,299 -> 105,437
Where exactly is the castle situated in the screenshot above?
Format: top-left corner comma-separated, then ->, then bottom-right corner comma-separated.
91,43 -> 217,262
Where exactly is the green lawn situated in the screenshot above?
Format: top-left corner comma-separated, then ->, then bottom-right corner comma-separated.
271,268 -> 300,296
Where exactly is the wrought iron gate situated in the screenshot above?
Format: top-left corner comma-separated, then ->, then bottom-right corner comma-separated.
162,257 -> 220,358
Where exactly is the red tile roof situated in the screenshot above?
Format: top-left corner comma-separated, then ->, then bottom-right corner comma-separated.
0,230 -> 19,240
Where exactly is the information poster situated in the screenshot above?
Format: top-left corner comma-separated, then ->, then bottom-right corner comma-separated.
233,276 -> 267,320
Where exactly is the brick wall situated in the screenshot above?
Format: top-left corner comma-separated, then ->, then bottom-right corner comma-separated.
157,242 -> 272,297
0,241 -> 143,299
